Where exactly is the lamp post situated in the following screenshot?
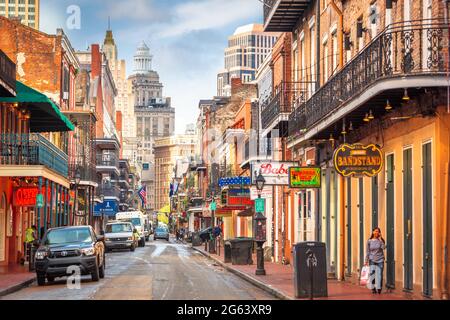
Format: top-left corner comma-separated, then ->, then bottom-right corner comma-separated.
209,196 -> 217,254
100,194 -> 105,233
254,172 -> 267,276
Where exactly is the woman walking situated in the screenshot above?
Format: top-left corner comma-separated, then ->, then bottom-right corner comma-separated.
365,227 -> 386,294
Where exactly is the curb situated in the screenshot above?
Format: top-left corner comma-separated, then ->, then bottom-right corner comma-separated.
192,247 -> 293,300
0,277 -> 36,298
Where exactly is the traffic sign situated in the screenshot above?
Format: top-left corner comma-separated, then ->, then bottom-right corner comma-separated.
36,194 -> 44,208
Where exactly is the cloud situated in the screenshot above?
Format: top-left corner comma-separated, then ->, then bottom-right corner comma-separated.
158,0 -> 262,38
104,0 -> 166,22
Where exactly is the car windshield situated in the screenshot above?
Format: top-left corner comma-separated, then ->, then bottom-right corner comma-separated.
106,224 -> 132,233
123,218 -> 141,226
45,228 -> 92,245
156,228 -> 167,233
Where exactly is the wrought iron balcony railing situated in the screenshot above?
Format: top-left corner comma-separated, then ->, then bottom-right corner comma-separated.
263,0 -> 311,32
96,185 -> 121,199
261,81 -> 307,130
96,153 -> 119,169
289,19 -> 449,138
0,50 -> 16,96
0,133 -> 68,177
69,162 -> 96,184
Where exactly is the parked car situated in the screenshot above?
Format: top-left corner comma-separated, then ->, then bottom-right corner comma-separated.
154,226 -> 170,241
34,226 -> 106,286
198,227 -> 213,242
104,222 -> 138,252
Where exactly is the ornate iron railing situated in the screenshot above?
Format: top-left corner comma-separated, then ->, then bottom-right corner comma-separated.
69,162 -> 96,183
96,153 -> 119,168
261,81 -> 307,129
96,185 -> 121,198
289,19 -> 450,137
0,133 -> 68,177
0,50 -> 16,95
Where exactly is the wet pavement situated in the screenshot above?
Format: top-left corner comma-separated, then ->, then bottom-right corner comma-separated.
1,237 -> 275,300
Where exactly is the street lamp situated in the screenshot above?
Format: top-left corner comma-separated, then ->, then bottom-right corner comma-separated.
72,168 -> 81,226
254,172 -> 267,276
100,194 -> 105,233
209,197 -> 217,254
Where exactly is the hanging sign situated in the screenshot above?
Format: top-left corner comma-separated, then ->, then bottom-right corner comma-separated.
222,188 -> 254,207
13,187 -> 39,207
255,198 -> 265,213
289,167 -> 321,189
334,144 -> 383,177
251,161 -> 298,185
36,194 -> 44,208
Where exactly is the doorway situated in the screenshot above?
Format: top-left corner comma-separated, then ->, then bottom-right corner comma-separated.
422,142 -> 433,297
386,154 -> 396,288
403,148 -> 413,291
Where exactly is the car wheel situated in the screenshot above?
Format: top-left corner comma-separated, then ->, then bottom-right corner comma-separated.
37,273 -> 46,286
99,257 -> 105,279
47,276 -> 55,283
91,258 -> 100,282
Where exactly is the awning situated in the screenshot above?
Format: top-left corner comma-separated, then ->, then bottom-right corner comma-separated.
0,81 -> 75,132
238,207 -> 254,217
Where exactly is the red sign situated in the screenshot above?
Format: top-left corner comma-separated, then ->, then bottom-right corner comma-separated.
13,186 -> 70,207
228,196 -> 254,207
13,187 -> 39,207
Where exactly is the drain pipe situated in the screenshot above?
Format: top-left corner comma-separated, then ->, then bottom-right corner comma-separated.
441,0 -> 450,301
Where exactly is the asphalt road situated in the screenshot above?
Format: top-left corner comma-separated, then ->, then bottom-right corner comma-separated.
1,236 -> 275,300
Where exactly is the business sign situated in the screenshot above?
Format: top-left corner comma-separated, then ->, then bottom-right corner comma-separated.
223,188 -> 254,208
250,186 -> 273,200
289,167 -> 321,189
251,161 -> 298,186
255,198 -> 265,213
94,200 -> 119,217
13,187 -> 39,207
334,144 -> 383,177
218,176 -> 251,188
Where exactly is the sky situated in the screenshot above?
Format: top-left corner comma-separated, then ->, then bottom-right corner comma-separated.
40,0 -> 263,134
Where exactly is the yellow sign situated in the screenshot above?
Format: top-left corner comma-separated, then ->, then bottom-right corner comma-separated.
334,144 -> 383,177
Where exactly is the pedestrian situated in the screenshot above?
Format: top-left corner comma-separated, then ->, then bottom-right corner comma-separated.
365,227 -> 386,294
24,225 -> 37,262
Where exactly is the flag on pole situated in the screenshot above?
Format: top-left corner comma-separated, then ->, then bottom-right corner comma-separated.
138,185 -> 147,207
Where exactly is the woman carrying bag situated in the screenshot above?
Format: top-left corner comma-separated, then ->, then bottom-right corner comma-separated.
365,227 -> 386,294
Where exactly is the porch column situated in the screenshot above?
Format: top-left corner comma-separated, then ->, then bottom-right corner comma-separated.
43,179 -> 48,232
58,185 -> 63,226
55,184 -> 60,227
64,188 -> 68,226
49,181 -> 54,229
37,177 -> 43,239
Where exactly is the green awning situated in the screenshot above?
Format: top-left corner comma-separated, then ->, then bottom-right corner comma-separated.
0,81 -> 75,132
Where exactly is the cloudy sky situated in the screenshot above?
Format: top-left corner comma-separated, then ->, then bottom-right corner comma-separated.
40,0 -> 263,133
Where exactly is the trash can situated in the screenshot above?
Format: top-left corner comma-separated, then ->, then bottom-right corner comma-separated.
292,242 -> 328,298
230,238 -> 253,265
191,232 -> 202,247
224,241 -> 232,263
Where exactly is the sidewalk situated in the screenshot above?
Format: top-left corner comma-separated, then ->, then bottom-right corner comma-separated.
0,264 -> 36,297
192,245 -> 420,300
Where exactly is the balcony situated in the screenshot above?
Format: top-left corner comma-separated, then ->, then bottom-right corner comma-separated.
0,133 -> 68,177
261,81 -> 306,136
263,0 -> 311,32
96,185 -> 121,199
96,153 -> 119,171
289,19 -> 449,141
69,162 -> 96,185
0,50 -> 16,97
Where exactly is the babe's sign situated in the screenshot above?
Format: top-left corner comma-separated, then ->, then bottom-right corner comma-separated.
251,161 -> 298,185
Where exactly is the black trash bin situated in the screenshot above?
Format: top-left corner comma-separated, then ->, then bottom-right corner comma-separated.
292,242 -> 328,298
229,238 -> 253,265
224,241 -> 232,263
191,232 -> 202,247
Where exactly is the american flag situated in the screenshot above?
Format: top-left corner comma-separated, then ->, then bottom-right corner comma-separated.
138,185 -> 147,207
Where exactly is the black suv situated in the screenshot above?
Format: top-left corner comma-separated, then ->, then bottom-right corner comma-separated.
34,226 -> 106,286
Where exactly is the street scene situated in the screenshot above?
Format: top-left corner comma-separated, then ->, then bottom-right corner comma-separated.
0,0 -> 450,303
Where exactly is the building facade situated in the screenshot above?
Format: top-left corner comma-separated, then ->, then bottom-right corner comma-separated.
263,0 -> 450,299
0,0 -> 39,30
217,24 -> 280,97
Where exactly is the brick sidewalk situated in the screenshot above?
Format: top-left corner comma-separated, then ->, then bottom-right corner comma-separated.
192,245 -> 420,300
0,264 -> 36,297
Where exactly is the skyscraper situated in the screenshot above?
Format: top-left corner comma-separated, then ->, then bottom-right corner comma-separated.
217,24 -> 280,96
0,0 -> 40,30
128,41 -> 175,211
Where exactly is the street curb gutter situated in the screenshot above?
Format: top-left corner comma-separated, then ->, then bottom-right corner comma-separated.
192,247 -> 293,300
0,277 -> 36,298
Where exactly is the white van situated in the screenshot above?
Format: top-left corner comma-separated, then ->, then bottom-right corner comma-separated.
116,211 -> 146,247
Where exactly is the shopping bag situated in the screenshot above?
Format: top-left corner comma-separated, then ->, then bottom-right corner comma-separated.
360,265 -> 370,286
